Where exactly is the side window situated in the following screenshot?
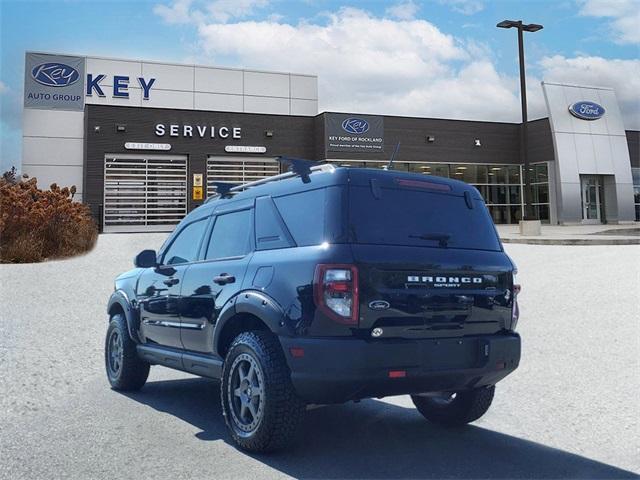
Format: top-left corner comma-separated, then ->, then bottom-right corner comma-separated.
206,209 -> 253,260
162,219 -> 208,265
273,188 -> 325,246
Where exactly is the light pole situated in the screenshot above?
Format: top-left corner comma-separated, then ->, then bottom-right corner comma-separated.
497,20 -> 543,223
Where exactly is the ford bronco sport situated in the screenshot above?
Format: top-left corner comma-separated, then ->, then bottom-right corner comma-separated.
105,159 -> 521,452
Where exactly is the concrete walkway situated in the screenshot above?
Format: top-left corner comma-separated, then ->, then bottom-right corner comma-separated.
496,224 -> 640,245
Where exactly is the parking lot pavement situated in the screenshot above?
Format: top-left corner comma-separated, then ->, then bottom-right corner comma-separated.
1,234 -> 638,479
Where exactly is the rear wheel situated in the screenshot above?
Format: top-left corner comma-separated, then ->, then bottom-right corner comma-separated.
411,386 -> 495,426
105,314 -> 150,391
221,331 -> 305,452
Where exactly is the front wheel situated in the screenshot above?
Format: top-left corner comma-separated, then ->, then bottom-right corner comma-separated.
411,386 -> 495,426
221,331 -> 305,452
105,314 -> 150,391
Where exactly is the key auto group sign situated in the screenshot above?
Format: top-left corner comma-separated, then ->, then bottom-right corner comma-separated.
326,113 -> 384,153
24,53 -> 86,110
24,52 -> 157,111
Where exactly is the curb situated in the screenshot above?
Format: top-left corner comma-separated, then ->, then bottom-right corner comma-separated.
501,237 -> 640,246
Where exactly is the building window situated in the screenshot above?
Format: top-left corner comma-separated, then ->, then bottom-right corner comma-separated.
328,160 -> 532,225
529,162 -> 550,223
632,167 -> 640,221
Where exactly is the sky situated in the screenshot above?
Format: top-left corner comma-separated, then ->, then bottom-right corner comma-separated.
1,0 -> 639,172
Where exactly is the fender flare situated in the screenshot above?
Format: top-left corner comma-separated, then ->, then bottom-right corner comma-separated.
212,290 -> 289,356
107,290 -> 142,343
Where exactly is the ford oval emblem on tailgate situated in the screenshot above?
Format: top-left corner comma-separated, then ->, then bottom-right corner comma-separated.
369,300 -> 390,310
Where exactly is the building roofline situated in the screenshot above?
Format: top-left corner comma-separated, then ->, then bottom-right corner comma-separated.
24,50 -> 318,79
541,80 -> 614,91
317,111 -> 549,126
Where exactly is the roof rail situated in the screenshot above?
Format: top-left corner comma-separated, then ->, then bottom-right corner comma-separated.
204,159 -> 335,203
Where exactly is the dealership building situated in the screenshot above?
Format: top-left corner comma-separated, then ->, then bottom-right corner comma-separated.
22,51 -> 639,232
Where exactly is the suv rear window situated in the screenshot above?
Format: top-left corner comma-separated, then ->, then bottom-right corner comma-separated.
348,185 -> 501,251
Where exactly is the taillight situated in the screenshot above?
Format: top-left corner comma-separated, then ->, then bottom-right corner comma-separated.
313,264 -> 359,325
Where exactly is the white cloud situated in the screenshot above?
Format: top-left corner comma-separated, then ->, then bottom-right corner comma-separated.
153,0 -> 196,24
578,0 -> 640,44
153,3 -> 639,128
153,0 -> 268,24
385,1 -> 419,20
438,0 -> 484,15
193,7 -> 526,122
0,81 -> 8,95
539,55 -> 640,128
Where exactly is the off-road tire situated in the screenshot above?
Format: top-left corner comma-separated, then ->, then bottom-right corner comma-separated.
411,386 -> 495,426
105,313 -> 150,391
221,331 -> 305,453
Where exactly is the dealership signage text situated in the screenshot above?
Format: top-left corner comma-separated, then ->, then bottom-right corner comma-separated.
155,124 -> 242,139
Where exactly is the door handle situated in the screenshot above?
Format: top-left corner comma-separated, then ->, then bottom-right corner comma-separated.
213,274 -> 236,285
163,278 -> 179,286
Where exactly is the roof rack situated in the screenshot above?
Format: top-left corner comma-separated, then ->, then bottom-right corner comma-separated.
204,157 -> 335,203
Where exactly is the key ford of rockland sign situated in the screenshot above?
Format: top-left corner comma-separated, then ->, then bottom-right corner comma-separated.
24,52 -> 156,111
326,113 -> 384,152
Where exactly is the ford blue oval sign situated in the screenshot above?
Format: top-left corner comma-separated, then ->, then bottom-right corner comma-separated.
568,101 -> 605,120
342,117 -> 370,135
31,62 -> 80,87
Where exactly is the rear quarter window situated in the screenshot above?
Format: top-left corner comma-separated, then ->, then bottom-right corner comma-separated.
349,185 -> 501,251
273,188 -> 326,246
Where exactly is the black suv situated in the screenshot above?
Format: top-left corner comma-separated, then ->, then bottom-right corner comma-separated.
105,161 -> 521,452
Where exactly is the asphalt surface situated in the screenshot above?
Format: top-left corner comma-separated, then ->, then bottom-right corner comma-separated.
0,234 -> 638,479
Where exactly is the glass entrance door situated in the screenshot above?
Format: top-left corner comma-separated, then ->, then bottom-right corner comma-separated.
581,175 -> 601,223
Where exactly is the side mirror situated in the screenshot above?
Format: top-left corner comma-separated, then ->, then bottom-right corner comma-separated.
134,249 -> 157,268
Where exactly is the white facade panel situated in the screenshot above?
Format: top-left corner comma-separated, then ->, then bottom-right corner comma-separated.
543,83 -> 571,133
592,135 -> 614,174
21,164 -> 84,194
610,136 -> 634,183
86,58 -> 142,86
195,67 -> 243,95
85,85 -> 143,107
291,98 -> 318,116
142,62 -> 194,91
553,132 -> 579,181
574,134 -> 597,174
244,71 -> 289,98
23,137 -> 84,167
596,88 -> 626,135
243,95 -> 290,115
194,92 -> 244,112
290,75 -> 318,100
143,89 -> 194,109
23,109 -> 84,138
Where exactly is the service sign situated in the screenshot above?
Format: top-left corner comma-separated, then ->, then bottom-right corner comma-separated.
24,53 -> 85,111
326,113 -> 384,152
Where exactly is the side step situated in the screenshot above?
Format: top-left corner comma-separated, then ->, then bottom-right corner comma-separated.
137,344 -> 223,379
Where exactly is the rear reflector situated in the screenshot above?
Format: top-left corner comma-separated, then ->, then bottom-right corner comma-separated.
388,370 -> 406,378
289,347 -> 305,358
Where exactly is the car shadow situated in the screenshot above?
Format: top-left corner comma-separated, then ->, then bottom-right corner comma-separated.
122,378 -> 637,479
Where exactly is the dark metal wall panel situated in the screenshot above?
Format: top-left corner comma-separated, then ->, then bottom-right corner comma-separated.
84,104 -> 317,219
321,113 -> 523,165
527,118 -> 555,164
626,130 -> 639,168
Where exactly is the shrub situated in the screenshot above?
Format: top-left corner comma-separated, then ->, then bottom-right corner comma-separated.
0,170 -> 98,263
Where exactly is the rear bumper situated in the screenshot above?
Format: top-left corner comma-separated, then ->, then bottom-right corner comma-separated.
279,333 -> 521,404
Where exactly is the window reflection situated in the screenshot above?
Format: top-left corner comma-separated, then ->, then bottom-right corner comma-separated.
326,160 -> 552,224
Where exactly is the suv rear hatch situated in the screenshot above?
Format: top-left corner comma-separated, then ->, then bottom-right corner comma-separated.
347,171 -> 515,339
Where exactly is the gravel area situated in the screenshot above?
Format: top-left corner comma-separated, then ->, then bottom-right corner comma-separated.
0,234 -> 638,479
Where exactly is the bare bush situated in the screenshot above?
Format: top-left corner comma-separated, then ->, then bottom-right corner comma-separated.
0,171 -> 98,263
